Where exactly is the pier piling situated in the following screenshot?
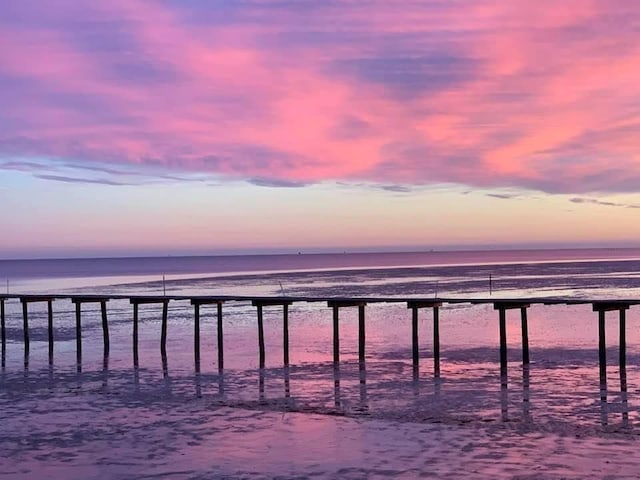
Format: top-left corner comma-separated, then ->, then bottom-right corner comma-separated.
101,301 -> 109,356
252,299 -> 293,368
257,304 -> 265,368
284,304 -> 290,366
358,305 -> 366,364
160,300 -> 168,358
493,302 -> 531,382
592,302 -> 630,388
598,309 -> 606,386
521,307 -> 529,365
71,298 -> 110,369
620,308 -> 626,373
407,301 -> 442,377
133,303 -> 139,367
19,297 -> 56,361
218,303 -> 224,369
333,305 -> 339,365
0,299 -> 5,353
190,299 -> 226,370
21,300 -> 29,356
130,297 -> 171,367
194,303 -> 201,368
327,300 -> 367,366
75,301 -> 82,365
499,308 -> 507,381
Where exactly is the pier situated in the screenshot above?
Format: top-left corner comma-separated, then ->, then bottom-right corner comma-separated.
1,294 -> 638,383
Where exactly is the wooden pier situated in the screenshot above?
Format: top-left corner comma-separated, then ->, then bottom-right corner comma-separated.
0,294 -> 638,382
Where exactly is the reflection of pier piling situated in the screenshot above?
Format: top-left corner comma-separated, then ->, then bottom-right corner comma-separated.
1,298 -> 5,362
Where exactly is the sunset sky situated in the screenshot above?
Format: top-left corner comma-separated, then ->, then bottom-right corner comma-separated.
2,1 -> 640,258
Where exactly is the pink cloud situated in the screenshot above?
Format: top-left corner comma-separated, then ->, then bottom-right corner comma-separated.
1,0 -> 640,192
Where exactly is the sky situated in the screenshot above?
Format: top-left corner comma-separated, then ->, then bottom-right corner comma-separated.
1,0 -> 640,258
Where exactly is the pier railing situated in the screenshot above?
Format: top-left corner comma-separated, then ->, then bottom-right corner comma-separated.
1,294 -> 638,385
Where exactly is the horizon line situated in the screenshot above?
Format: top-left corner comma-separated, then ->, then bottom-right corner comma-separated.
2,244 -> 640,262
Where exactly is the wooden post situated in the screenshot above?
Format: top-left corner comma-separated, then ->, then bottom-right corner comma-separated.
433,306 -> 440,377
101,301 -> 109,356
598,309 -> 606,386
217,303 -> 224,370
358,304 -> 366,364
75,301 -> 82,365
332,305 -> 339,365
46,299 -> 53,364
521,307 -> 529,365
22,300 -> 29,355
283,303 -> 290,366
619,308 -> 626,373
133,303 -> 139,367
191,298 -> 226,370
411,306 -> 419,367
257,304 -> 265,368
160,301 -> 168,358
499,307 -> 507,381
194,303 -> 201,367
0,300 -> 5,353
408,301 -> 442,377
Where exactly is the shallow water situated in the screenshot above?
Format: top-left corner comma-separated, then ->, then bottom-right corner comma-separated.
3,255 -> 640,477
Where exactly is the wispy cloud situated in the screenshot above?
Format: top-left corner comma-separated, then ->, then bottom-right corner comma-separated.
569,197 -> 640,209
248,177 -> 306,188
1,1 -> 640,193
486,193 -> 521,200
34,174 -> 128,186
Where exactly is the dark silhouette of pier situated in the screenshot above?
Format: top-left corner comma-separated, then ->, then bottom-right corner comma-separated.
1,294 -> 635,395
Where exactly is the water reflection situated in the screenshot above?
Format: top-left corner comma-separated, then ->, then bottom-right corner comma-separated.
359,363 -> 369,413
499,364 -> 532,423
333,365 -> 341,408
284,366 -> 291,400
523,365 -> 531,421
259,368 -> 265,403
102,355 -> 109,390
218,370 -> 225,396
600,367 -> 631,428
161,353 -> 168,379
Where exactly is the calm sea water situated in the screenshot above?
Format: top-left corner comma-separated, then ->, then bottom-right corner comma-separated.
2,247 -> 640,295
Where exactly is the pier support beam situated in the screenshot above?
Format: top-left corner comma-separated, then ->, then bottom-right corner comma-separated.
101,301 -> 109,356
71,297 -> 111,366
19,296 -> 56,362
0,298 -> 5,355
493,302 -> 531,382
217,302 -> 224,370
407,301 -> 442,377
252,299 -> 293,368
130,297 -> 171,368
190,299 -> 226,370
592,302 -> 630,388
327,300 -> 368,366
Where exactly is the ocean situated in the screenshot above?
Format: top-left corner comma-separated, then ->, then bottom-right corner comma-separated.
2,248 -> 640,478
